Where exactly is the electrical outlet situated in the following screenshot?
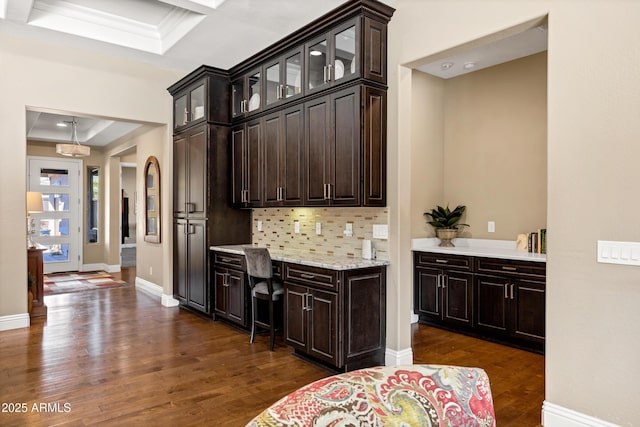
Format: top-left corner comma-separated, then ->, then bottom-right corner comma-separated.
149,266 -> 153,275
294,221 -> 300,234
315,222 -> 322,235
372,224 -> 388,239
488,221 -> 495,233
257,220 -> 263,231
344,222 -> 353,237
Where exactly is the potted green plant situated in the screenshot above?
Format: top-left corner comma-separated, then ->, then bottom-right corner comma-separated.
424,204 -> 468,247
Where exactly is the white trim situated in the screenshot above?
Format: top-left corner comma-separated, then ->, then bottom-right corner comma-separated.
82,263 -> 107,272
385,347 -> 414,366
162,294 -> 180,307
105,264 -> 121,273
542,401 -> 620,427
134,277 -> 179,307
121,243 -> 136,248
0,313 -> 30,331
135,276 -> 162,297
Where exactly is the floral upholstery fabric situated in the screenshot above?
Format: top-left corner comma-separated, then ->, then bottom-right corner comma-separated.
247,364 -> 495,427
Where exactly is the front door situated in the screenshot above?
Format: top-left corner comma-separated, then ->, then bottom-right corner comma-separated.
28,157 -> 81,273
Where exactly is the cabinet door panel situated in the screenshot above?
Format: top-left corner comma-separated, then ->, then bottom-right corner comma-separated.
226,269 -> 246,325
187,128 -> 207,217
282,105 -> 304,205
443,271 -> 473,326
187,220 -> 207,312
331,87 -> 360,205
263,113 -> 281,206
512,279 -> 545,343
309,289 -> 338,364
305,98 -> 330,205
363,17 -> 387,83
345,270 -> 385,358
285,283 -> 308,349
246,120 -> 262,205
363,86 -> 386,206
475,275 -> 508,335
173,135 -> 188,216
173,220 -> 188,301
415,267 -> 441,320
231,126 -> 245,206
213,268 -> 228,315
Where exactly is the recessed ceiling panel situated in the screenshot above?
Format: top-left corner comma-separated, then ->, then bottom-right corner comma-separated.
26,0 -> 205,54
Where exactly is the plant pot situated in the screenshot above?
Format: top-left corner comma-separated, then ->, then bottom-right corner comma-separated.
436,228 -> 458,247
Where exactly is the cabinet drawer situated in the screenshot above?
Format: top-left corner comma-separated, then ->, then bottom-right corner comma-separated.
284,263 -> 339,291
414,252 -> 473,271
213,252 -> 245,270
475,257 -> 546,279
272,260 -> 283,279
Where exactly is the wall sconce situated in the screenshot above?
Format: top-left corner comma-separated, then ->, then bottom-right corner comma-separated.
26,191 -> 43,248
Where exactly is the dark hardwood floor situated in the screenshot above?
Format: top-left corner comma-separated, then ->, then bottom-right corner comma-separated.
0,267 -> 544,426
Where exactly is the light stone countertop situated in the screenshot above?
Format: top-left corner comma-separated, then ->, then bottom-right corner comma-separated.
210,245 -> 390,271
412,238 -> 546,263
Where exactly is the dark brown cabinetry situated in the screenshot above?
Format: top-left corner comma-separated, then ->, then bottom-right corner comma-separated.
284,263 -> 386,371
231,119 -> 263,207
414,252 -> 473,327
474,258 -> 546,348
413,251 -> 546,353
263,105 -> 305,206
227,0 -> 393,208
212,251 -> 248,327
27,248 -> 46,317
169,67 -> 251,316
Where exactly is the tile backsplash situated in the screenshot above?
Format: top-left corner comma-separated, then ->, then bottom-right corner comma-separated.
251,207 -> 389,260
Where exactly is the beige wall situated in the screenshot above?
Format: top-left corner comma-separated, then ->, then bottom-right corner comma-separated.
122,165 -> 137,244
0,31 -> 181,318
388,0 -> 640,424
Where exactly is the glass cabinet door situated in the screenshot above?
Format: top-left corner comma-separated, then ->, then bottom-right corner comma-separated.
232,78 -> 245,118
174,94 -> 187,128
247,71 -> 261,113
190,84 -> 205,122
265,62 -> 280,106
307,38 -> 328,91
334,25 -> 356,82
285,52 -> 302,99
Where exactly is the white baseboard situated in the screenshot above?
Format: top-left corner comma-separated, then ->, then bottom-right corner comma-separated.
542,401 -> 620,427
411,312 -> 419,324
134,277 -> 179,307
121,243 -> 136,248
0,313 -> 30,331
385,347 -> 414,366
82,263 -> 106,272
105,264 -> 121,273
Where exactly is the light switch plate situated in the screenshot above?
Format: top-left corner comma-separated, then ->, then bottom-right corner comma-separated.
372,224 -> 388,239
294,221 -> 300,234
315,222 -> 322,235
344,222 -> 353,237
597,240 -> 640,266
257,220 -> 263,231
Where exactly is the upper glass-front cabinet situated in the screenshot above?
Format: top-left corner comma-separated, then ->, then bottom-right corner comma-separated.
174,82 -> 206,130
264,48 -> 304,109
306,19 -> 359,94
232,69 -> 262,118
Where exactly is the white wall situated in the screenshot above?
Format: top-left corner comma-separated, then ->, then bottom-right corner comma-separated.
0,31 -> 182,320
387,0 -> 640,425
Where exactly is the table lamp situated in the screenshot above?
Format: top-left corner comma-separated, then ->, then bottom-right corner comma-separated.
27,191 -> 43,248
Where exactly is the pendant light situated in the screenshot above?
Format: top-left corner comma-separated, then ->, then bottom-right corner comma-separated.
56,117 -> 90,157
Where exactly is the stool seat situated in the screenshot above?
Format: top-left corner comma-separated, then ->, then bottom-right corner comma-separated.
252,280 -> 284,299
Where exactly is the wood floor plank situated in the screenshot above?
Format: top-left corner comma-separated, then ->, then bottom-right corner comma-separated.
0,267 -> 543,426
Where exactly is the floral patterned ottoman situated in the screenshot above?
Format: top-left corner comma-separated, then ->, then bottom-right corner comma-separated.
247,364 -> 495,426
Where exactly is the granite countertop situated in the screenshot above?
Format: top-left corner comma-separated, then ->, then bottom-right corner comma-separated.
412,238 -> 546,263
210,245 -> 390,271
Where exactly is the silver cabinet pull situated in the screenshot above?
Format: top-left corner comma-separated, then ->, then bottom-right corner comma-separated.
188,224 -> 195,235
323,66 -> 328,83
436,259 -> 448,264
436,274 -> 441,288
441,274 -> 446,289
185,202 -> 195,213
327,63 -> 332,81
301,273 -> 315,279
504,283 -> 509,299
510,283 -> 515,300
502,266 -> 517,271
223,273 -> 230,287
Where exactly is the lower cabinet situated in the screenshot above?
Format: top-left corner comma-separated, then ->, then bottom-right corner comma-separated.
284,263 -> 386,371
413,251 -> 546,353
212,251 -> 248,327
174,219 -> 208,313
475,275 -> 545,346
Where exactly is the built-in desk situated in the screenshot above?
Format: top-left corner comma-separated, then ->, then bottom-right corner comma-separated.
210,245 -> 388,371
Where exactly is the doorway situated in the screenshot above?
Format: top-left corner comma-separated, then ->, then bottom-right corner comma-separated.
121,162 -> 137,268
27,156 -> 82,273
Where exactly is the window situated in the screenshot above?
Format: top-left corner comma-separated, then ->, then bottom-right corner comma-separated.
87,166 -> 99,243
